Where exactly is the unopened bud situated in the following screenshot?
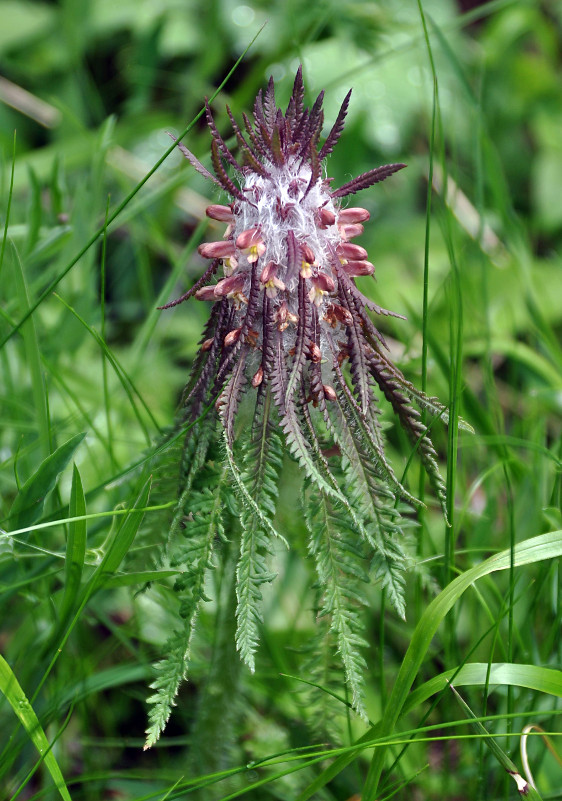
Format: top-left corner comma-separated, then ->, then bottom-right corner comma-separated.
309,342 -> 322,363
339,223 -> 364,240
214,273 -> 246,297
337,242 -> 369,261
206,204 -> 234,222
260,260 -> 278,284
251,366 -> 264,387
319,207 -> 336,227
338,207 -> 370,224
236,227 -> 262,249
195,285 -> 219,301
302,244 -> 315,264
323,385 -> 337,401
342,260 -> 375,277
224,327 -> 242,347
201,337 -> 214,351
198,240 -> 236,259
312,272 -> 335,293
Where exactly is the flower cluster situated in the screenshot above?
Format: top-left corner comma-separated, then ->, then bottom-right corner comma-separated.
146,67 -> 458,746
164,66 -> 448,520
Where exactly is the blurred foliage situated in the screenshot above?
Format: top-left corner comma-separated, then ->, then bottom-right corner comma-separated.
0,0 -> 561,799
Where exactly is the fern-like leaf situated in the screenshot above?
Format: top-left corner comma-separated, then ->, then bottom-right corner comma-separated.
304,486 -> 370,717
144,463 -> 227,748
229,398 -> 284,669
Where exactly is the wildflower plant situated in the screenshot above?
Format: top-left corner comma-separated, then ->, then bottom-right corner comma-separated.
145,67 -> 458,747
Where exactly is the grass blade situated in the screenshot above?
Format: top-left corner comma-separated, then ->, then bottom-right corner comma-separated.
8,432 -> 86,531
450,685 -> 543,799
403,663 -> 562,716
0,655 -> 72,801
58,463 -> 87,626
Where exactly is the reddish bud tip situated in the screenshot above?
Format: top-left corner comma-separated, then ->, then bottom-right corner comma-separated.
251,366 -> 264,387
338,207 -> 370,224
224,327 -> 242,347
206,204 -> 234,222
312,272 -> 336,293
340,223 -> 364,240
198,241 -> 236,259
319,208 -> 336,227
323,384 -> 337,401
214,274 -> 246,297
260,260 -> 278,284
195,285 -> 219,301
342,260 -> 375,277
337,242 -> 369,261
302,244 -> 316,264
201,337 -> 214,351
235,227 -> 262,249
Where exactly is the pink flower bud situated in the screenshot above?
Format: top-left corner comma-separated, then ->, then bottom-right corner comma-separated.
236,227 -> 266,262
318,207 -> 336,227
312,273 -> 335,293
339,223 -> 364,240
251,366 -> 264,387
302,244 -> 316,264
236,227 -> 262,249
309,343 -> 322,363
214,274 -> 246,298
342,260 -> 375,277
323,384 -> 337,401
224,327 -> 242,347
260,261 -> 278,284
195,285 -> 219,301
198,241 -> 236,259
337,242 -> 369,261
337,207 -> 370,224
206,204 -> 234,222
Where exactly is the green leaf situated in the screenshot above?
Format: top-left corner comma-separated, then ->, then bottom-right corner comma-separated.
403,663 -> 562,716
9,432 -> 87,531
0,655 -> 71,801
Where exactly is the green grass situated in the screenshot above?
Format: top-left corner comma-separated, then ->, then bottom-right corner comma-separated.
1,0 -> 561,799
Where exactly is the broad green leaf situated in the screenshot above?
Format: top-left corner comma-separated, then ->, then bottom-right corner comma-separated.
0,655 -> 71,801
9,433 -> 86,530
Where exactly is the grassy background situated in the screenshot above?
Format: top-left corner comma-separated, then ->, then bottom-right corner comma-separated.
1,0 -> 561,798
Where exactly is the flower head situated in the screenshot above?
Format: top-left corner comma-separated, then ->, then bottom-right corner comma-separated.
166,68 -> 449,518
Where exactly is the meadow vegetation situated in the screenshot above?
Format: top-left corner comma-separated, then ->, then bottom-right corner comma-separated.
0,1 -> 561,798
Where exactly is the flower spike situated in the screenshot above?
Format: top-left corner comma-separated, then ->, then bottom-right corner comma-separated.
148,66 -> 463,747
